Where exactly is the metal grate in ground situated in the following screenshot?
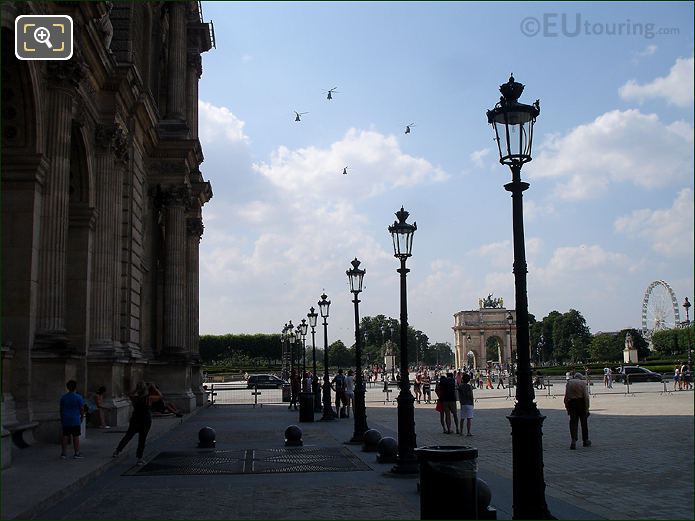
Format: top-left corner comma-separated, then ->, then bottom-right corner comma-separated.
124,447 -> 371,476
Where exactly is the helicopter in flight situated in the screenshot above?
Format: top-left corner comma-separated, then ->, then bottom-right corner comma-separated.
294,111 -> 308,122
326,87 -> 339,100
404,123 -> 416,134
342,166 -> 348,175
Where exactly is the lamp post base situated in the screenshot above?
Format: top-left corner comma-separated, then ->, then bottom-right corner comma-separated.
319,381 -> 336,421
390,458 -> 419,475
391,390 -> 418,475
507,408 -> 553,520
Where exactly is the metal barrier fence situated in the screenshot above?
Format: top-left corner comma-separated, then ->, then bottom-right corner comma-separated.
204,373 -> 691,407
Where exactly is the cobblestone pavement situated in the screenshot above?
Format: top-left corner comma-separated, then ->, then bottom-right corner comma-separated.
6,384 -> 693,520
366,384 -> 694,520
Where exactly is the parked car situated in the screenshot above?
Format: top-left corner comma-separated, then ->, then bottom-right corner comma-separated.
246,374 -> 288,389
613,366 -> 662,383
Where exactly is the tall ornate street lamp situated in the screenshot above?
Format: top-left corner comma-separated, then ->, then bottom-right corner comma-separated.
287,320 -> 295,378
281,323 -> 289,380
347,258 -> 369,442
683,297 -> 692,370
318,292 -> 335,421
300,319 -> 309,383
388,206 -> 418,474
487,74 -> 551,519
308,306 -> 321,411
506,310 -> 514,366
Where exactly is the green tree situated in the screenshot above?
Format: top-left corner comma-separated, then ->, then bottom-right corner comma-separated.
327,340 -> 352,368
541,310 -> 562,362
589,333 -> 621,361
552,309 -> 591,363
486,337 -> 500,362
427,342 -> 455,366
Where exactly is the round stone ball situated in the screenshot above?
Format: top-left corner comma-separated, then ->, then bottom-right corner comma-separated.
285,424 -> 302,443
198,426 -> 216,447
477,477 -> 492,509
362,428 -> 383,451
376,436 -> 398,458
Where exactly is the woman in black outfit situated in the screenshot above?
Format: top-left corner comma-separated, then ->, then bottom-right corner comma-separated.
112,382 -> 160,465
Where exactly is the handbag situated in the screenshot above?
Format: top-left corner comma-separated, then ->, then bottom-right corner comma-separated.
435,400 -> 443,413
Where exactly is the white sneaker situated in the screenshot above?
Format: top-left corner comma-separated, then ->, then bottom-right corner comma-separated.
136,459 -> 146,466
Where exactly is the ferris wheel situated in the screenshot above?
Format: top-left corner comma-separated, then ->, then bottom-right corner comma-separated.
642,280 -> 680,341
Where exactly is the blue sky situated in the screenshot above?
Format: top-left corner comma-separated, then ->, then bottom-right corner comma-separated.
196,1 -> 694,349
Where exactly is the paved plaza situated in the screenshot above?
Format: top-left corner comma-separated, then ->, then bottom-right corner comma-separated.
2,384 -> 692,520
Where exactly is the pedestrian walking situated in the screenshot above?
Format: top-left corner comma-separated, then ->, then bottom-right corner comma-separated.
289,369 -> 300,410
59,380 -> 86,459
564,373 -> 591,450
331,369 -> 348,418
344,369 -> 355,418
414,372 -> 422,403
421,372 -> 432,403
112,382 -> 156,465
457,373 -> 474,436
673,366 -> 680,391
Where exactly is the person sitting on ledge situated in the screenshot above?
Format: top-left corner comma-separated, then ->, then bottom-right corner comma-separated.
148,383 -> 183,417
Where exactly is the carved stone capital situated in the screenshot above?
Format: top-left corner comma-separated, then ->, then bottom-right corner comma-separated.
113,125 -> 129,162
186,217 -> 204,239
161,184 -> 192,209
94,123 -> 117,150
187,53 -> 202,78
45,59 -> 87,92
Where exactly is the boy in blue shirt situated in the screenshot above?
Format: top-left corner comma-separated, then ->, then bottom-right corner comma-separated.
60,380 -> 85,459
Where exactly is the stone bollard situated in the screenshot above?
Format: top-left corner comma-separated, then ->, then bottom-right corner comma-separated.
284,425 -> 303,446
198,426 -> 216,448
362,429 -> 382,452
376,436 -> 397,463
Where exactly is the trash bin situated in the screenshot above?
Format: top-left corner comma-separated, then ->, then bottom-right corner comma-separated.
415,445 -> 478,520
298,392 -> 314,422
282,384 -> 291,403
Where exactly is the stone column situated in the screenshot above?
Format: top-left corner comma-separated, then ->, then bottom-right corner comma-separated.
145,185 -> 195,412
186,217 -> 202,353
163,186 -> 188,353
35,61 -> 83,348
166,2 -> 187,120
112,129 -> 128,350
186,217 -> 204,405
186,54 -> 202,138
2,153 -> 48,428
90,124 -> 118,351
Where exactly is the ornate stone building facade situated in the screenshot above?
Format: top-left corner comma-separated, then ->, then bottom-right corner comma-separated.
453,296 -> 516,369
1,1 -> 213,467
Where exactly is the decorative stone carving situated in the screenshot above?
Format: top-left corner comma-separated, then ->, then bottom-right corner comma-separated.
162,185 -> 192,208
186,217 -> 204,239
187,53 -> 202,78
45,59 -> 87,91
94,123 -> 117,150
113,125 -> 129,162
97,1 -> 114,51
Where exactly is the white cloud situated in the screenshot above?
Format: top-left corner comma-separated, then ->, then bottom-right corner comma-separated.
198,100 -> 250,145
539,244 -> 631,280
619,56 -> 694,107
614,188 -> 694,257
252,128 -> 449,202
470,148 -> 491,168
531,109 -> 693,200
